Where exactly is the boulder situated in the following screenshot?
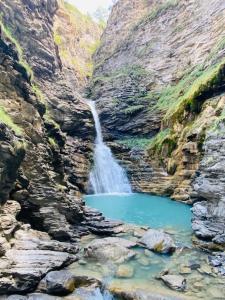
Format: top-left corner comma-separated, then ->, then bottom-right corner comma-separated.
161,275 -> 187,291
84,238 -> 136,263
139,229 -> 176,254
38,271 -> 75,296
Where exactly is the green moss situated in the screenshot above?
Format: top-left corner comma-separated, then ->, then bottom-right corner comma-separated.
0,107 -> 22,135
116,138 -> 152,149
147,129 -> 177,157
169,59 -> 225,122
44,108 -> 60,129
0,20 -> 34,80
31,84 -> 45,103
123,105 -> 145,115
54,32 -> 62,46
48,137 -> 58,147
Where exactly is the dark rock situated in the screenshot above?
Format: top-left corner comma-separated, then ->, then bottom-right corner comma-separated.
38,271 -> 75,296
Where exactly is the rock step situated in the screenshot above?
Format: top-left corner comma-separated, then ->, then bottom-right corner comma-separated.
84,215 -> 105,222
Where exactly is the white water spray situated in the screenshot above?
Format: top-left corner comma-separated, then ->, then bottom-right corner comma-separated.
88,101 -> 132,194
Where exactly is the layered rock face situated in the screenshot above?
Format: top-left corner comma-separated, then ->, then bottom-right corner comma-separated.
0,0 -> 111,294
91,0 -> 225,246
0,0 -> 102,241
91,0 -> 225,195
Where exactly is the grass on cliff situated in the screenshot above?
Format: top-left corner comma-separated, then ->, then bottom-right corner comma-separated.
147,129 -> 177,157
154,58 -> 225,123
116,138 -> 152,149
167,59 -> 225,122
0,20 -> 33,80
123,105 -> 145,115
0,107 -> 22,135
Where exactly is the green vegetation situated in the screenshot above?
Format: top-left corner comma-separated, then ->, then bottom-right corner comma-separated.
116,138 -> 152,149
48,137 -> 58,147
54,32 -> 62,46
153,58 -> 225,125
0,20 -> 33,80
31,84 -> 45,103
169,59 -> 225,122
123,104 -> 145,115
116,131 -> 177,154
147,129 -> 177,156
0,107 -> 22,135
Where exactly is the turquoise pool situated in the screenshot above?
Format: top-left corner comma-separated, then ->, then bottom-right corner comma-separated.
85,193 -> 192,244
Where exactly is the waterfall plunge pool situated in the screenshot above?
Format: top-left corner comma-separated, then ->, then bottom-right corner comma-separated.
85,192 -> 192,245
68,194 -> 225,299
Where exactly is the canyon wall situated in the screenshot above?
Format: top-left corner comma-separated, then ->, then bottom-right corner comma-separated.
91,0 -> 225,246
0,0 -> 104,239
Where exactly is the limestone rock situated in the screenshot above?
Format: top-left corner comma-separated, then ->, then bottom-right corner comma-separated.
84,238 -> 136,263
161,275 -> 187,291
139,229 -> 176,254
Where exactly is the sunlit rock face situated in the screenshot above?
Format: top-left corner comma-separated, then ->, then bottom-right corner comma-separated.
90,0 -> 225,205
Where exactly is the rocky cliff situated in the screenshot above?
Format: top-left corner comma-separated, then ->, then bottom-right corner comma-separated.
0,0 -> 113,294
91,0 -> 225,246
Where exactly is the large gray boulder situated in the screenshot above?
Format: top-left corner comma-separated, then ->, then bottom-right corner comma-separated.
139,229 -> 176,254
84,237 -> 136,263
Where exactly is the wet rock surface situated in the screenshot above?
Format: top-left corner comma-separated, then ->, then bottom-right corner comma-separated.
38,271 -> 76,296
84,237 -> 136,263
160,275 -> 187,292
0,201 -> 78,295
139,229 -> 176,254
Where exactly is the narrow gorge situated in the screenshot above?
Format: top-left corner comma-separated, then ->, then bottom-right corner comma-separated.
0,0 -> 225,299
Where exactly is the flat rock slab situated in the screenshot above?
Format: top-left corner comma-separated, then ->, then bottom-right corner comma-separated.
84,237 -> 137,263
139,229 -> 176,254
161,275 -> 187,291
86,237 -> 136,248
0,228 -> 78,294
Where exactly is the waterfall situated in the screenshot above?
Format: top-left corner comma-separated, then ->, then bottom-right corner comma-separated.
88,100 -> 132,194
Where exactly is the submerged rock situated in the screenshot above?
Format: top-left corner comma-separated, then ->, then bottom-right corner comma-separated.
139,229 -> 176,254
160,275 -> 187,292
116,264 -> 134,278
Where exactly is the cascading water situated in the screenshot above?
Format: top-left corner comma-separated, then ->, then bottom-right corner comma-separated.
88,100 -> 132,194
